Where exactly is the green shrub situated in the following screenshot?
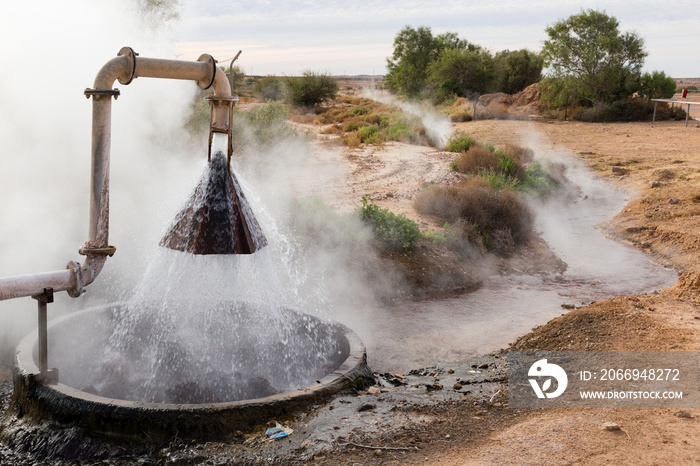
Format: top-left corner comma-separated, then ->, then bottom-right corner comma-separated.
521,161 -> 562,197
385,122 -> 418,142
576,98 -> 654,122
344,119 -> 368,132
445,135 -> 477,153
639,71 -> 677,100
358,125 -> 380,144
285,71 -> 338,107
481,170 -> 522,190
358,197 -> 421,251
350,107 -> 370,116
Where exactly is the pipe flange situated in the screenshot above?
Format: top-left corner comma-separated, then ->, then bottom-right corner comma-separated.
206,94 -> 240,103
66,261 -> 84,298
78,245 -> 117,257
117,47 -> 138,85
196,54 -> 217,90
84,89 -> 121,100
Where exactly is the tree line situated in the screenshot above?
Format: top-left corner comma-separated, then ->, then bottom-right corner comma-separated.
385,9 -> 678,118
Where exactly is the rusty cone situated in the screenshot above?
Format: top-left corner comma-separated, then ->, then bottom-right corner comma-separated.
160,153 -> 267,255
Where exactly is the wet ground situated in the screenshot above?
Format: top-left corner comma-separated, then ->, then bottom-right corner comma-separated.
0,354 -> 509,465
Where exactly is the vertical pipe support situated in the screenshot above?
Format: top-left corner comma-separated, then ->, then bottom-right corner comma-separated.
33,287 -> 58,384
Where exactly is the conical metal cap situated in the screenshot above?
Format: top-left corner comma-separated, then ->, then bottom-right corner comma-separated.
159,153 -> 267,255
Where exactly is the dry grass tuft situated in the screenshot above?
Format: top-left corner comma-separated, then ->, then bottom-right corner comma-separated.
453,147 -> 500,174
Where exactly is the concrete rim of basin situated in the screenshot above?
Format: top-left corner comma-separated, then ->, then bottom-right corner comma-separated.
11,306 -> 374,442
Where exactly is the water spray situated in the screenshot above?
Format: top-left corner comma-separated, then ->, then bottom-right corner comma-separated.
0,47 -> 267,374
0,48 -> 372,442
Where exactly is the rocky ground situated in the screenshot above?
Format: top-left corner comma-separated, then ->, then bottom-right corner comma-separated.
2,100 -> 700,464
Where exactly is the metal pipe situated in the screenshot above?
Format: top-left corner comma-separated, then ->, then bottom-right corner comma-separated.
0,47 -> 233,302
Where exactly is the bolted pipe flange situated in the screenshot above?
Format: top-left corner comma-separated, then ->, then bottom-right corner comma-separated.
66,261 -> 84,298
117,46 -> 138,85
196,54 -> 217,89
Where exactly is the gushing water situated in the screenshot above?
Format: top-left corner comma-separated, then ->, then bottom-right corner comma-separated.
160,133 -> 267,254
53,135 -> 343,403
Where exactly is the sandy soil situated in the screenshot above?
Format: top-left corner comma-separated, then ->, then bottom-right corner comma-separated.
4,104 -> 700,464
305,116 -> 700,465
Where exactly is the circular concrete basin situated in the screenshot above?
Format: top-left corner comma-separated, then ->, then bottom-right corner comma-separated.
12,305 -> 373,441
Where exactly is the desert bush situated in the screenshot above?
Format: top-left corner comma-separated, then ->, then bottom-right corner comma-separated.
253,76 -> 285,101
449,108 -> 473,122
343,132 -> 362,147
452,146 -> 499,174
451,144 -> 528,182
445,135 -> 477,153
358,125 -> 380,144
350,107 -> 370,116
521,161 -> 562,196
385,122 -> 418,142
231,101 -> 295,154
285,71 -> 338,107
481,170 -> 522,190
504,144 -> 534,165
344,119 -> 369,132
321,124 -> 344,135
413,179 -> 533,250
359,197 -> 421,251
576,98 -> 653,122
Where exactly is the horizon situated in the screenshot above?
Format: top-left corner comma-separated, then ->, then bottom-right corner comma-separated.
174,0 -> 700,78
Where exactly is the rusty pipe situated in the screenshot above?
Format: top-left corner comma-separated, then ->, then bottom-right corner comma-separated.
0,47 -> 233,301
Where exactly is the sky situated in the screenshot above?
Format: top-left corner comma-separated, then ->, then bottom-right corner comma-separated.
172,0 -> 700,77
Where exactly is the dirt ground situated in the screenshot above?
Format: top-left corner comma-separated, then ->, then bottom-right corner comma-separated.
303,116 -> 700,464
4,103 -> 700,464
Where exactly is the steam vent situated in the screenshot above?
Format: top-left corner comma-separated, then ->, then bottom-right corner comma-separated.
159,151 -> 267,255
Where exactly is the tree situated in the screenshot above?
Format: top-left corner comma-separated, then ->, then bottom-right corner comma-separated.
427,48 -> 495,100
639,71 -> 677,100
494,49 -> 544,94
542,9 -> 647,106
385,26 -> 440,97
285,71 -> 338,107
385,26 -> 470,97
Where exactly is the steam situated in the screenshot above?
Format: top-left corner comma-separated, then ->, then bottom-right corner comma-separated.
0,0 -> 198,365
360,88 -> 453,148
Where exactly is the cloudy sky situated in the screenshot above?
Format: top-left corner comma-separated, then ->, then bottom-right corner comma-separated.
173,0 -> 700,77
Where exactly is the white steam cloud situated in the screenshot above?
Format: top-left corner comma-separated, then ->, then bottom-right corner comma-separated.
360,88 -> 453,148
0,1 -> 204,358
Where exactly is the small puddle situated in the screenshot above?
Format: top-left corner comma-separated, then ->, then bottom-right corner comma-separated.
358,152 -> 677,373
